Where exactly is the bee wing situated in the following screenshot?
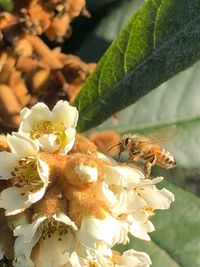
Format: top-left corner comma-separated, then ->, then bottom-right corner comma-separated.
141,125 -> 179,145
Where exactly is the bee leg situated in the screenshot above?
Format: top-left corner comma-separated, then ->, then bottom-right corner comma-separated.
144,155 -> 157,178
129,151 -> 143,161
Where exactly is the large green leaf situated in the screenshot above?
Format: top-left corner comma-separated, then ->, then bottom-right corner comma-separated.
117,181 -> 200,267
74,0 -> 200,132
94,61 -> 200,169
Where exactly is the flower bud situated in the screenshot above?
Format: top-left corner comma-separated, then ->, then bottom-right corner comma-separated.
64,153 -> 102,188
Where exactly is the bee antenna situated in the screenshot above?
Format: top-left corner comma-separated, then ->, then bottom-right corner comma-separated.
107,143 -> 121,152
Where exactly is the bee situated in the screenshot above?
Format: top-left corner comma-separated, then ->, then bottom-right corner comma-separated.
110,126 -> 178,177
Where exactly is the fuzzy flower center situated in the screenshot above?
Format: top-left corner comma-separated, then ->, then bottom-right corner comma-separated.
30,121 -> 66,144
12,157 -> 43,194
40,219 -> 68,241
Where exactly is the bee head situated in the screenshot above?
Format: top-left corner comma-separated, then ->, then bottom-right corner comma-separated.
120,135 -> 132,151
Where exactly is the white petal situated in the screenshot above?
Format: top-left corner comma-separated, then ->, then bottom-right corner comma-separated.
96,152 -> 117,164
7,133 -> 39,157
76,215 -> 121,249
0,186 -> 46,216
111,189 -> 146,215
0,187 -> 29,215
64,128 -> 76,154
38,134 -> 59,153
14,216 -> 46,242
140,187 -> 175,210
0,151 -> 20,180
37,158 -> 50,186
116,249 -> 152,267
14,226 -> 42,267
52,100 -> 78,128
137,177 -> 163,187
95,181 -> 117,208
34,229 -> 76,267
53,213 -> 77,231
74,164 -> 98,183
103,165 -> 143,187
27,186 -> 47,208
19,103 -> 52,130
129,219 -> 155,241
68,251 -> 82,267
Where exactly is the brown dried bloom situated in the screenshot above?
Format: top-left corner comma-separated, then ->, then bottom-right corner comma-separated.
0,0 -> 95,130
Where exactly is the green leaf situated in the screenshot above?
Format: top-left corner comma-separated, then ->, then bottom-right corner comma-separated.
0,0 -> 13,11
117,181 -> 200,267
74,0 -> 200,132
94,61 -> 200,169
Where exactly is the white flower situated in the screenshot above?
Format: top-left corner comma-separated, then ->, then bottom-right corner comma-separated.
0,134 -> 49,216
134,177 -> 175,210
13,213 -> 78,267
76,214 -> 126,250
66,244 -> 113,267
19,100 -> 78,154
125,210 -> 155,241
100,165 -> 174,213
114,249 -> 152,267
66,248 -> 152,267
95,164 -> 174,241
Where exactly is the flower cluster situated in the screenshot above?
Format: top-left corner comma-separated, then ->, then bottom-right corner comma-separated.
0,101 -> 174,267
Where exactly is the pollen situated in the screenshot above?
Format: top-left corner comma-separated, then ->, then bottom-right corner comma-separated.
11,157 -> 43,194
30,120 -> 66,145
40,219 -> 68,240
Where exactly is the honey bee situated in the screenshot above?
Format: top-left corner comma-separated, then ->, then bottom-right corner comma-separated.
112,126 -> 178,177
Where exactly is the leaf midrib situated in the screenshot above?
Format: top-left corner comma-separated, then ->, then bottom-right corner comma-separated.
79,9 -> 200,119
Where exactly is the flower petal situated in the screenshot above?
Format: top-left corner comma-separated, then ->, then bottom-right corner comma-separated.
76,215 -> 122,249
38,134 -> 59,153
64,128 -> 76,154
14,216 -> 46,242
95,181 -> 117,208
117,249 -> 152,267
34,229 -> 76,267
52,100 -> 78,128
7,133 -> 39,157
0,187 -> 29,216
19,103 -> 52,130
140,187 -> 175,210
14,226 -> 42,267
129,218 -> 155,241
0,151 -> 20,180
37,158 -> 50,186
0,186 -> 46,216
111,189 -> 146,215
103,165 -> 143,188
53,213 -> 77,231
